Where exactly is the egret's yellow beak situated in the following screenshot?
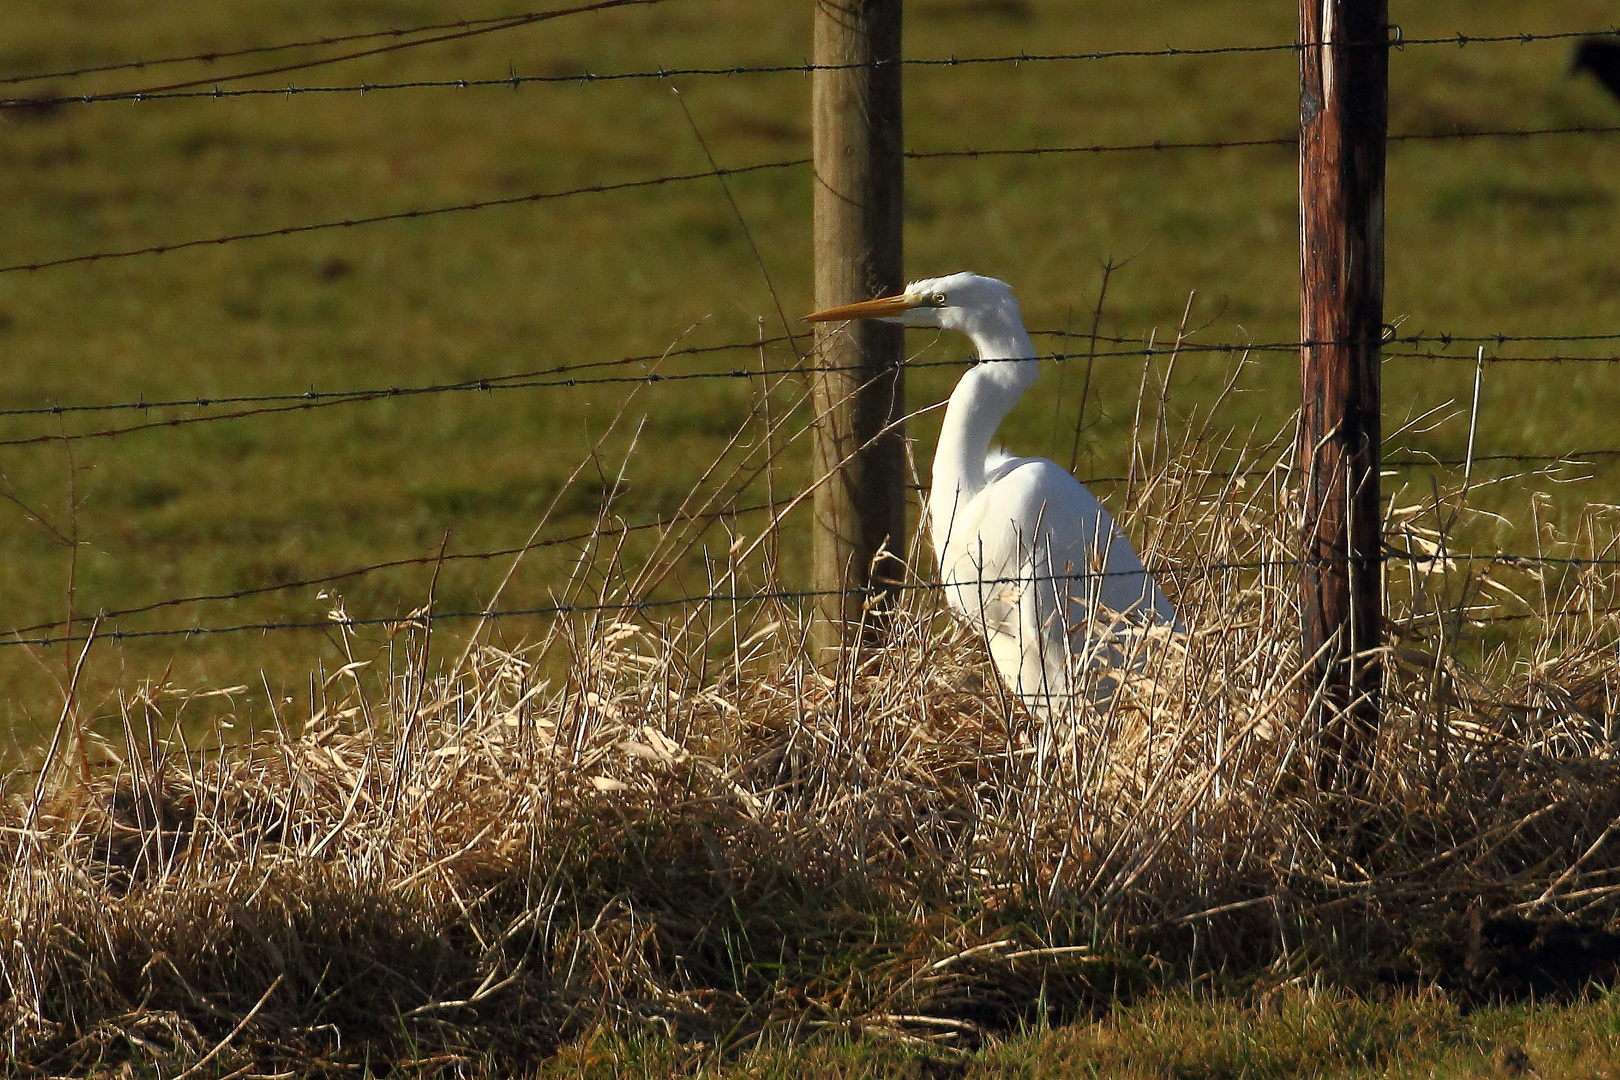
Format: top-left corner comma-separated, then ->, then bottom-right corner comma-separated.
803,293 -> 918,323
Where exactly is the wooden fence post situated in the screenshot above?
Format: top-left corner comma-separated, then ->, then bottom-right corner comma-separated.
810,0 -> 906,652
1298,0 -> 1389,790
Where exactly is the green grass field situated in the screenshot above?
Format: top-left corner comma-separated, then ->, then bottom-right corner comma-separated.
13,6 -> 1620,1073
5,0 -> 1620,738
546,992 -> 1620,1080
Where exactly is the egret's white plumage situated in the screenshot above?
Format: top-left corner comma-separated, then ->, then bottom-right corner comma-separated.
807,272 -> 1177,716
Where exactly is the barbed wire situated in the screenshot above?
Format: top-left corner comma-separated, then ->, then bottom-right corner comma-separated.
0,355 -> 819,449
907,124 -> 1620,166
1086,452 -> 1620,481
8,25 -> 1617,108
1034,329 -> 1620,351
5,347 -> 1187,451
0,0 -> 671,109
1071,452 -> 1618,491
1,500 -> 781,641
5,548 -> 1612,650
1,456 -> 1587,633
1435,602 -> 1620,628
0,336 -> 794,420
7,333 -> 1620,443
1391,123 -> 1620,146
5,19 -> 1618,691
0,159 -> 808,277
7,121 -> 1616,279
1409,450 -> 1620,466
1,1 -> 674,88
1409,27 -> 1620,48
1389,352 -> 1620,364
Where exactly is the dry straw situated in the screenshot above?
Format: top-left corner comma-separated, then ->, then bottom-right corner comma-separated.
5,367 -> 1620,1075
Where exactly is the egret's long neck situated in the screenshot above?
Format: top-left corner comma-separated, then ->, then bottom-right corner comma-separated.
929,318 -> 1038,549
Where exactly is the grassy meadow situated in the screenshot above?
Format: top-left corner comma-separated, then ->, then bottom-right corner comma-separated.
9,2 -> 1620,1075
551,993 -> 1620,1080
2,0 -> 1620,738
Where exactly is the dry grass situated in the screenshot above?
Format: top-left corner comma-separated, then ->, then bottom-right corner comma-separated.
6,408 -> 1620,1076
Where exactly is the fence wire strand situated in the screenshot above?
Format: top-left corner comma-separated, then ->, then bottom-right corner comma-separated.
8,334 -> 1620,441
8,25 -> 1617,108
1,1 -> 672,88
0,0 -> 672,107
4,547 -> 1612,651
7,16 -> 1620,670
0,159 -> 808,277
0,336 -> 795,420
6,121 -> 1617,278
2,501 -> 781,642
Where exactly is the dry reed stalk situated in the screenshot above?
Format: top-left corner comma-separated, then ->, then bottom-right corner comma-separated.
6,379 -> 1620,1074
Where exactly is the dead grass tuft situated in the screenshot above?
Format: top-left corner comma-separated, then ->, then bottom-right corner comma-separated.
6,413 -> 1620,1075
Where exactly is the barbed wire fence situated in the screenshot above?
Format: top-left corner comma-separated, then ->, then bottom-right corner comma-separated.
2,1 -> 1619,707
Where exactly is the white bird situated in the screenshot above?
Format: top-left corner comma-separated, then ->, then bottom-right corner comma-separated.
806,272 -> 1178,716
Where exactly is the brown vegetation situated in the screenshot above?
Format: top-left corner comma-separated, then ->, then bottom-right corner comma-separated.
6,424 -> 1620,1076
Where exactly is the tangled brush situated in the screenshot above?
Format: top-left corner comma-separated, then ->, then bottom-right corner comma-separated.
6,424 -> 1620,1076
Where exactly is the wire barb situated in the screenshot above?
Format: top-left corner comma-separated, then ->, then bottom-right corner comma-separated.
9,26 -> 1619,108
4,547 -> 1613,650
6,122 -> 1613,279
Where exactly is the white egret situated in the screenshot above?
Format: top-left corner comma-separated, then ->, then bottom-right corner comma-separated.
806,272 -> 1178,716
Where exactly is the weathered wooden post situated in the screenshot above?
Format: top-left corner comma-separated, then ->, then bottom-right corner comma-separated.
810,0 -> 906,652
1298,0 -> 1388,790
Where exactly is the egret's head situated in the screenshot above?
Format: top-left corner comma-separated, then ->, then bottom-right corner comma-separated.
804,272 -> 1020,334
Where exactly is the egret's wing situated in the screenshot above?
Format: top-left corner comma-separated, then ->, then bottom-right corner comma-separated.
933,457 -> 1178,717
936,460 -> 1091,710
1003,462 -> 1175,626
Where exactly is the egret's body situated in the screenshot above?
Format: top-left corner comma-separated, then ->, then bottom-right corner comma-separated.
807,272 -> 1177,716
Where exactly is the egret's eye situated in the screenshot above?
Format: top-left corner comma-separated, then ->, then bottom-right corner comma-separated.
930,292 -> 948,307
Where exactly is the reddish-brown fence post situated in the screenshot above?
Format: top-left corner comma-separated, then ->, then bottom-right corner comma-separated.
810,0 -> 906,653
1298,0 -> 1388,790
